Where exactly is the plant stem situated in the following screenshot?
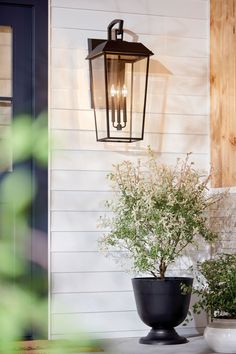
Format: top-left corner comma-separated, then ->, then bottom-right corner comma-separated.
151,271 -> 158,278
159,259 -> 167,279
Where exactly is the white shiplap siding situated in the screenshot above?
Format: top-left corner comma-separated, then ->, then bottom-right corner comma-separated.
50,0 -> 210,338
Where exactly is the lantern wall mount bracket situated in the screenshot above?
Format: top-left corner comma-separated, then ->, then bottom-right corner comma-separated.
107,19 -> 124,40
87,19 -> 124,56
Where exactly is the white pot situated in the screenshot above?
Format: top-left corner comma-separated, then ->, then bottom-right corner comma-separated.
204,319 -> 236,353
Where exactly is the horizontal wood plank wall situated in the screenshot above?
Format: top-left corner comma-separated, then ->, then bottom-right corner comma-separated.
50,0 -> 210,339
210,0 -> 236,187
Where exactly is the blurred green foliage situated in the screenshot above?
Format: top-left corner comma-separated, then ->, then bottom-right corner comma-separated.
0,114 -> 48,352
0,115 -> 97,353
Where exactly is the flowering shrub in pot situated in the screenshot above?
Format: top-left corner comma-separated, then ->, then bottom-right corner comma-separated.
99,148 -> 222,345
193,253 -> 236,353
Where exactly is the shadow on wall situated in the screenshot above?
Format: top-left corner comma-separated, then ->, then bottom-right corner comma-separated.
124,27 -> 173,151
148,59 -> 172,152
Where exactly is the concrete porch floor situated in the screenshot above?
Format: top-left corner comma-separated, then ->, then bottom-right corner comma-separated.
80,336 -> 215,354
91,336 -> 214,354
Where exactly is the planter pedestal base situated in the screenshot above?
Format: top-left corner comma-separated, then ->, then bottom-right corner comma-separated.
139,328 -> 188,345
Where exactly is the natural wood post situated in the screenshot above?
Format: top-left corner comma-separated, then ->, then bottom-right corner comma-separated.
211,0 -> 236,187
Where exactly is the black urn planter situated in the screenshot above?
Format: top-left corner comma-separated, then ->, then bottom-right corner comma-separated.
132,277 -> 193,345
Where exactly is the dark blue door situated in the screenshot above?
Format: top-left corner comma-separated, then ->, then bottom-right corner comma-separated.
0,0 -> 48,339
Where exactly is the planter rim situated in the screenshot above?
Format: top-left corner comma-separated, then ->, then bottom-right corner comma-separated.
132,276 -> 193,281
208,319 -> 236,329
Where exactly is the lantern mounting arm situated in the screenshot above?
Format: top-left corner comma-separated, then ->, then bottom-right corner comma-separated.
107,19 -> 124,41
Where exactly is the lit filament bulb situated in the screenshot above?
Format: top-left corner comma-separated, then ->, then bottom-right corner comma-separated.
110,84 -> 128,129
121,85 -> 128,97
111,84 -> 116,123
122,85 -> 127,123
110,84 -> 117,97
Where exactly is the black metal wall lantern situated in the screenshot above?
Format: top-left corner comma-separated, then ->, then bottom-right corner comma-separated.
86,19 -> 154,142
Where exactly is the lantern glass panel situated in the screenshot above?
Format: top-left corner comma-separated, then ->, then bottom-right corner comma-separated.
90,54 -> 107,140
131,56 -> 149,139
105,54 -> 149,141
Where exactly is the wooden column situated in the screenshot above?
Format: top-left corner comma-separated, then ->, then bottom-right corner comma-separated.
211,0 -> 236,187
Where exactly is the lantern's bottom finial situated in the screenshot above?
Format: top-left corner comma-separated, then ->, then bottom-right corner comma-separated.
116,123 -> 122,130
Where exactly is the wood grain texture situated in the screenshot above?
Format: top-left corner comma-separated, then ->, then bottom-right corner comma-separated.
211,0 -> 236,187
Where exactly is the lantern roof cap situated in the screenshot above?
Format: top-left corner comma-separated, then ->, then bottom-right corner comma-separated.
86,39 -> 154,60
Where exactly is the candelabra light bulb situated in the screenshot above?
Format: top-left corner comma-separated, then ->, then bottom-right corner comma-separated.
122,84 -> 128,97
111,84 -> 116,97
